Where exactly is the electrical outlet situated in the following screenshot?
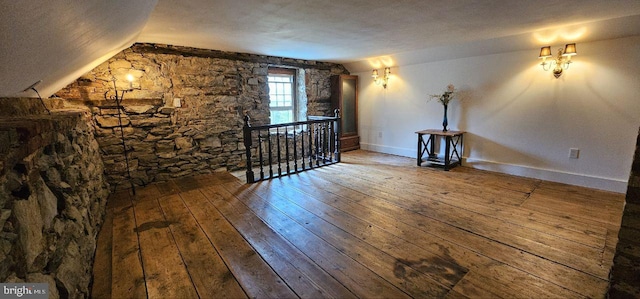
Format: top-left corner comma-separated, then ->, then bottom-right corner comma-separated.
569,148 -> 580,159
378,131 -> 382,138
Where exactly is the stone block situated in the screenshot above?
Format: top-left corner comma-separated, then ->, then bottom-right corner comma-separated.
130,117 -> 170,127
175,137 -> 194,153
150,126 -> 173,136
153,113 -> 170,118
629,176 -> 640,189
13,196 -> 44,272
202,136 -> 222,149
179,164 -> 197,171
0,208 -> 11,233
124,105 -> 156,114
97,136 -> 122,147
143,134 -> 163,142
99,108 -> 122,116
159,107 -> 175,115
621,213 -> 640,230
164,132 -> 182,140
109,59 -> 132,70
253,67 -> 268,75
617,242 -> 640,259
156,140 -> 175,153
157,152 -> 177,159
136,153 -> 158,164
26,273 -> 59,299
55,240 -> 91,298
100,144 -> 128,155
35,177 -> 57,230
95,116 -> 129,128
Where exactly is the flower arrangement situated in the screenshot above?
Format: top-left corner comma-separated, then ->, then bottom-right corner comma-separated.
428,84 -> 458,131
428,84 -> 456,106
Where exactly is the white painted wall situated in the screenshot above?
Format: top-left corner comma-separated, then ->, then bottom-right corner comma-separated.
354,35 -> 640,193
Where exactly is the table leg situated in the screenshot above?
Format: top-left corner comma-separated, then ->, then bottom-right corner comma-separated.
444,135 -> 451,171
429,134 -> 436,159
417,134 -> 422,166
460,134 -> 463,167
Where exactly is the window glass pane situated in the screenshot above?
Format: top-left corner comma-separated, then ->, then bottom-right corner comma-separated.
268,71 -> 296,124
270,110 -> 293,124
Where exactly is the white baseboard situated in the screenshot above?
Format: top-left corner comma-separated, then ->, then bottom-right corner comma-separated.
360,142 -> 415,158
360,143 -> 628,193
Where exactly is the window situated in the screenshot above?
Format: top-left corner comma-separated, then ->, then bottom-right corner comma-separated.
268,68 -> 297,124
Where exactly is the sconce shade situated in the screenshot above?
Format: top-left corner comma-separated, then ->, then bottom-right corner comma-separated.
563,43 -> 577,56
371,67 -> 390,88
538,43 -> 577,78
539,46 -> 552,58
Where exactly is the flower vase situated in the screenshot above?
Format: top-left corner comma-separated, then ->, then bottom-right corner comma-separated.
442,104 -> 448,132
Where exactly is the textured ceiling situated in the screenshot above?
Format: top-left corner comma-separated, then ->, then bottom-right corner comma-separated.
139,0 -> 640,65
2,0 -> 640,97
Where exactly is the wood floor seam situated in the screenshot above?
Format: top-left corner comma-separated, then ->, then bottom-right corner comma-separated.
92,150 -> 624,299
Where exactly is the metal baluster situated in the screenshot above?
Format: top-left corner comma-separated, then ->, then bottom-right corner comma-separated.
277,127 -> 282,176
319,123 -> 324,164
243,115 -> 255,183
258,130 -> 264,180
334,109 -> 341,163
327,121 -> 335,162
268,129 -> 273,178
308,123 -> 314,168
315,124 -> 320,167
293,125 -> 298,172
285,125 -> 290,174
301,124 -> 306,170
323,122 -> 328,164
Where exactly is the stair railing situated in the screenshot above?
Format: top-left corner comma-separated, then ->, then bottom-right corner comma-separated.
243,109 -> 340,183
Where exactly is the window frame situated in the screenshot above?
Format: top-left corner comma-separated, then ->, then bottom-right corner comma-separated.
268,67 -> 298,124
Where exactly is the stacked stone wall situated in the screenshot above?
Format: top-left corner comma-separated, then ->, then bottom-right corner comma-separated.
0,99 -> 110,298
608,127 -> 640,297
55,43 -> 348,188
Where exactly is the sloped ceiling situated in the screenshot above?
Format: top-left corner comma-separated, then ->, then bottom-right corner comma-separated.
2,0 -> 640,97
0,0 -> 158,98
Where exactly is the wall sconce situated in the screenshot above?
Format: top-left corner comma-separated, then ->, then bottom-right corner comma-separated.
539,43 -> 577,78
372,67 -> 391,88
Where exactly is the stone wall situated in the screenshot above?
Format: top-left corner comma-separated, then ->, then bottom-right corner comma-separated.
55,43 -> 348,188
608,127 -> 640,297
0,98 -> 110,298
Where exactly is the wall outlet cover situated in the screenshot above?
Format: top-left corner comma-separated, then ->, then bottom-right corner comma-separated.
569,148 -> 580,159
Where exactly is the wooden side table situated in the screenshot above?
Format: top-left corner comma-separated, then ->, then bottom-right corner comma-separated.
416,129 -> 465,171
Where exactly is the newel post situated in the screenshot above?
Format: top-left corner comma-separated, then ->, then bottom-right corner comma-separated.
243,114 -> 255,183
334,108 -> 341,162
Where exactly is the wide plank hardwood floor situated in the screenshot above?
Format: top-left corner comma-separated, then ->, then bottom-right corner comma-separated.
92,150 -> 625,298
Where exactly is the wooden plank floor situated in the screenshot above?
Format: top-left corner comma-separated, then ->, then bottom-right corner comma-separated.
91,150 -> 625,298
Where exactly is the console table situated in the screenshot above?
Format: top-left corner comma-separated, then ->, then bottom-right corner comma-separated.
416,129 -> 465,171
